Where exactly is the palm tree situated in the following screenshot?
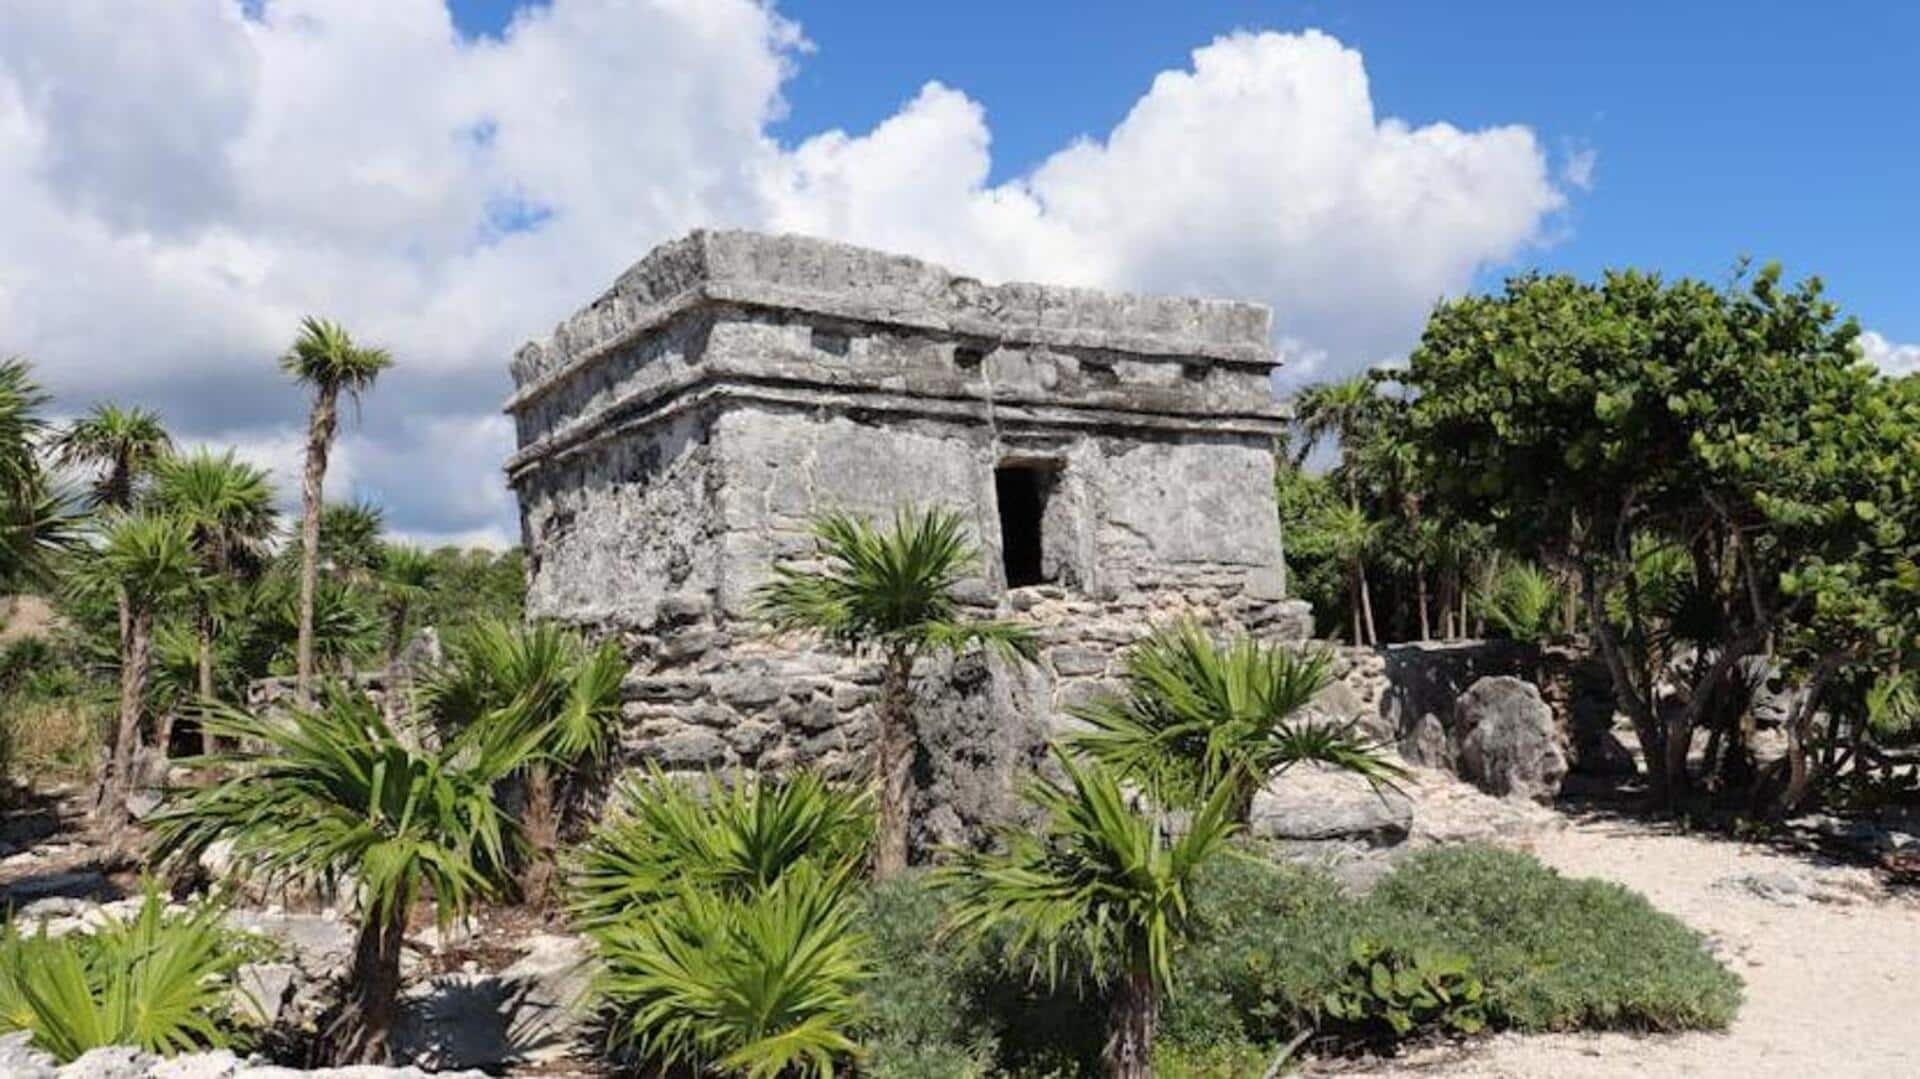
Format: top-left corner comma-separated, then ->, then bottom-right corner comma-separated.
68,512 -> 200,835
152,689 -> 529,1065
1071,623 -> 1406,821
280,318 -> 392,703
423,620 -> 625,907
755,506 -> 1037,879
151,450 -> 278,710
317,499 -> 386,583
50,403 -> 171,511
1291,374 -> 1378,485
1320,502 -> 1381,646
935,750 -> 1239,1079
0,359 -> 79,595
374,543 -> 436,664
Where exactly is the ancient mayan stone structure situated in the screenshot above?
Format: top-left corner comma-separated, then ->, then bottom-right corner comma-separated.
505,230 -> 1309,847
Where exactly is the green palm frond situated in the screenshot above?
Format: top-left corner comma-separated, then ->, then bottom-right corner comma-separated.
422,619 -> 624,764
280,317 -> 393,401
934,750 -> 1238,997
1472,562 -> 1564,642
592,862 -> 868,1079
151,449 -> 279,572
48,401 -> 171,510
0,888 -> 245,1063
65,511 -> 202,608
755,506 -> 1036,661
1070,622 -> 1404,815
570,769 -> 873,930
152,687 -> 524,925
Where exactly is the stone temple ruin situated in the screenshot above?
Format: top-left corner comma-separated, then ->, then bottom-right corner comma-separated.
504,230 -> 1310,847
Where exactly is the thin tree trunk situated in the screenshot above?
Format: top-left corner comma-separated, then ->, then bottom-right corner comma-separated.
1359,565 -> 1379,647
1415,559 -> 1431,641
317,896 -> 408,1065
386,601 -> 408,667
1348,564 -> 1363,646
521,762 -> 559,909
100,602 -> 151,839
872,650 -> 914,880
296,387 -> 338,706
195,600 -> 215,758
1102,967 -> 1158,1079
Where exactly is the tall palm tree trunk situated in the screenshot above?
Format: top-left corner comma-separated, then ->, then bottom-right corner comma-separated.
521,762 -> 560,908
1102,967 -> 1158,1079
1348,564 -> 1364,646
296,387 -> 339,705
319,895 -> 408,1065
101,600 -> 151,836
873,649 -> 915,880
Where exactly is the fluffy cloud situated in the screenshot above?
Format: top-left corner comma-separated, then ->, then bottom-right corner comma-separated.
0,1 -> 1567,545
1861,331 -> 1920,376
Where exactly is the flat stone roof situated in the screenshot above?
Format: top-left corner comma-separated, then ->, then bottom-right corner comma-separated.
507,230 -> 1275,412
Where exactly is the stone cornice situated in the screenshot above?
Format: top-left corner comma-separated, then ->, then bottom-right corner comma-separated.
505,230 -> 1276,413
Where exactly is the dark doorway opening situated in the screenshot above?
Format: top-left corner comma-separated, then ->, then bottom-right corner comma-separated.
995,463 -> 1053,588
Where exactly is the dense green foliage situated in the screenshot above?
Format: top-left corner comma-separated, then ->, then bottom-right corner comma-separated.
574,771 -> 874,1077
0,890 -> 249,1062
1320,936 -> 1486,1041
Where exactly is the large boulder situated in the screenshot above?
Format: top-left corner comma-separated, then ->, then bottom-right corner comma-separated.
1453,677 -> 1567,803
1247,762 -> 1414,847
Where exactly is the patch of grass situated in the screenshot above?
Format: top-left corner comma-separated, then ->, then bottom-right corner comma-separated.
1,692 -> 105,778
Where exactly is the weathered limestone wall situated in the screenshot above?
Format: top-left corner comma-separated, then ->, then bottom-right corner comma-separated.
505,230 -> 1308,849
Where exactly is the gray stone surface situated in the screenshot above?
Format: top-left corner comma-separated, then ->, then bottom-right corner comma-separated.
504,230 -> 1304,851
1453,676 -> 1568,803
1247,762 -> 1413,846
0,1031 -> 57,1079
395,933 -> 594,1070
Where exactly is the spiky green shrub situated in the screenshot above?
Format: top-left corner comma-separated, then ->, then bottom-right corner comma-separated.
934,750 -> 1240,1079
0,890 -> 246,1062
574,771 -> 874,1078
1070,623 -> 1403,819
1471,562 -> 1563,642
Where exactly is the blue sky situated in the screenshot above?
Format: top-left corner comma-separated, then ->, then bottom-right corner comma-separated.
457,0 -> 1919,341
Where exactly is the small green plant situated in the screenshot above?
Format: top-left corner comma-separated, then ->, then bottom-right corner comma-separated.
574,771 -> 875,1078
0,889 -> 245,1062
1471,562 -> 1562,642
1321,936 -> 1485,1042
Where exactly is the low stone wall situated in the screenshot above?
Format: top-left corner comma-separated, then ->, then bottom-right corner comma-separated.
1333,639 -> 1625,782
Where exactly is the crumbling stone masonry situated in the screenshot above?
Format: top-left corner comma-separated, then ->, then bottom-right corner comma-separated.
504,230 -> 1310,848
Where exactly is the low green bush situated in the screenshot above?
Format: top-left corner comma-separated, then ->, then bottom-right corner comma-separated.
1320,936 -> 1485,1041
1167,844 -> 1740,1054
1370,846 -> 1743,1031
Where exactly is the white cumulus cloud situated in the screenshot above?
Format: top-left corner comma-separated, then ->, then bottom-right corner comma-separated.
0,1 -> 1569,543
1861,331 -> 1920,376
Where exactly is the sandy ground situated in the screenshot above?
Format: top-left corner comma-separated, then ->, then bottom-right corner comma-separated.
1332,816 -> 1920,1079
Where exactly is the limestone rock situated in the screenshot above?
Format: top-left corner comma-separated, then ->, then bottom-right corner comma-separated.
57,1046 -> 154,1079
1453,677 -> 1567,803
1248,762 -> 1413,846
395,933 -> 595,1070
0,1031 -> 56,1079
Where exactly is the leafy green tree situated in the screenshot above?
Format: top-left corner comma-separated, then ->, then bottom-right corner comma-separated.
935,751 -> 1239,1079
423,620 -> 624,906
150,450 -> 278,710
755,506 -> 1037,878
1318,502 -> 1382,646
1402,263 -> 1893,805
67,512 -> 200,834
280,318 -> 392,703
1070,623 -> 1404,820
154,689 -> 529,1065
